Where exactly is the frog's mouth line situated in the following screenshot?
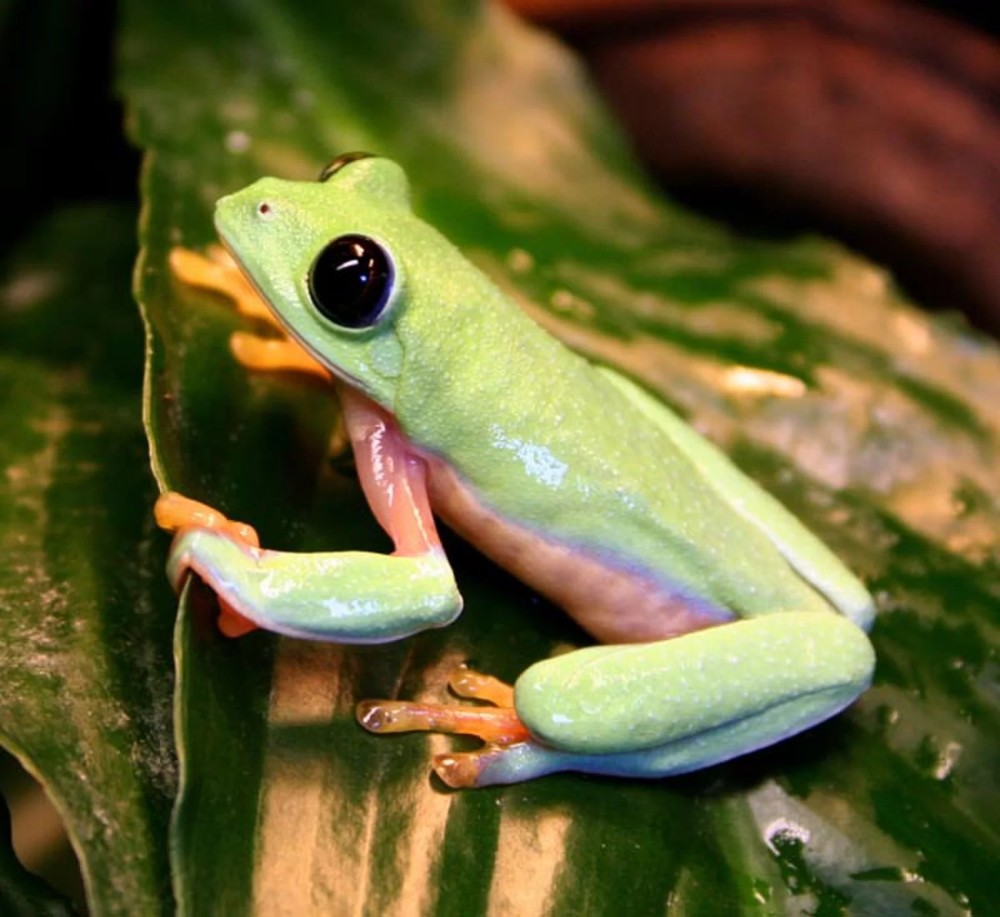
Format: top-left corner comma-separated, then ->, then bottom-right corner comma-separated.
218,234 -> 383,398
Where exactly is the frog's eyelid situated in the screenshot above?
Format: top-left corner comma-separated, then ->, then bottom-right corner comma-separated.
318,151 -> 377,183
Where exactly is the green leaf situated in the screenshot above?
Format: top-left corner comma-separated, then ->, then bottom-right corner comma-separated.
122,0 -> 1000,913
0,786 -> 74,917
0,206 -> 176,914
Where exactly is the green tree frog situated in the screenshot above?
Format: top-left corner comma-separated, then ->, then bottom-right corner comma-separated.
157,153 -> 876,788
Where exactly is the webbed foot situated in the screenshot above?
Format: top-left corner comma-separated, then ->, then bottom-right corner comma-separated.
154,491 -> 260,637
169,246 -> 330,380
170,246 -> 274,324
357,666 -> 536,788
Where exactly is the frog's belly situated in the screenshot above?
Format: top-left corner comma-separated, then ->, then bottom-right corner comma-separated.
426,459 -> 731,644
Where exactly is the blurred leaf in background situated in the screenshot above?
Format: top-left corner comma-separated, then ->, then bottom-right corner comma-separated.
1,0 -> 173,913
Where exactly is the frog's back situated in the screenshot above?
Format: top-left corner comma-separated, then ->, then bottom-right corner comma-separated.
392,258 -> 861,641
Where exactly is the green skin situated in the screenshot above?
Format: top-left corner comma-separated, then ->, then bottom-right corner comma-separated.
169,157 -> 876,786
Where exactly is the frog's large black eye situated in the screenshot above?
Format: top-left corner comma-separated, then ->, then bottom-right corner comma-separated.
307,234 -> 393,329
318,152 -> 375,182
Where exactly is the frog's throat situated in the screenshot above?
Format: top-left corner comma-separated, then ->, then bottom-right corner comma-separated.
338,387 -> 727,643
337,383 -> 441,557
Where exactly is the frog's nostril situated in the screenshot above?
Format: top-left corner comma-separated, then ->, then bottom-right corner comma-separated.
257,202 -> 272,217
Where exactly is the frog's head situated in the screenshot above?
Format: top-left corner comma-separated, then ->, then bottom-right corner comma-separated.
215,154 -> 427,408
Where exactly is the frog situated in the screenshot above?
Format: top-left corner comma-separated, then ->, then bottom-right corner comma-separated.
156,152 -> 876,788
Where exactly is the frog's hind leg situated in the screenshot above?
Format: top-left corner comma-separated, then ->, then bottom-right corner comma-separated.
357,666 -> 533,787
450,666 -> 515,707
506,612 -> 875,783
359,613 -> 875,788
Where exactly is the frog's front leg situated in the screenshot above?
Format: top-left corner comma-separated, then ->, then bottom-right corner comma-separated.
359,613 -> 874,786
161,522 -> 461,641
156,390 -> 462,641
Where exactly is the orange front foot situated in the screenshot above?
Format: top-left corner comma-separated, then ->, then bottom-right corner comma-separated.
155,491 -> 259,545
357,666 -> 533,788
154,491 -> 260,637
169,246 -> 330,382
229,332 -> 331,380
169,246 -> 276,326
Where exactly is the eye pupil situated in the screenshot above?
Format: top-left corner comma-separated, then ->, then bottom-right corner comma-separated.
308,234 -> 393,329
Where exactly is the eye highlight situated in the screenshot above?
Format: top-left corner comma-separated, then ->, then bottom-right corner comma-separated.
307,234 -> 393,329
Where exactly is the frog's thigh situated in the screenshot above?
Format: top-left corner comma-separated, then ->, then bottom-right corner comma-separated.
598,366 -> 874,630
514,613 -> 874,776
170,528 -> 462,642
